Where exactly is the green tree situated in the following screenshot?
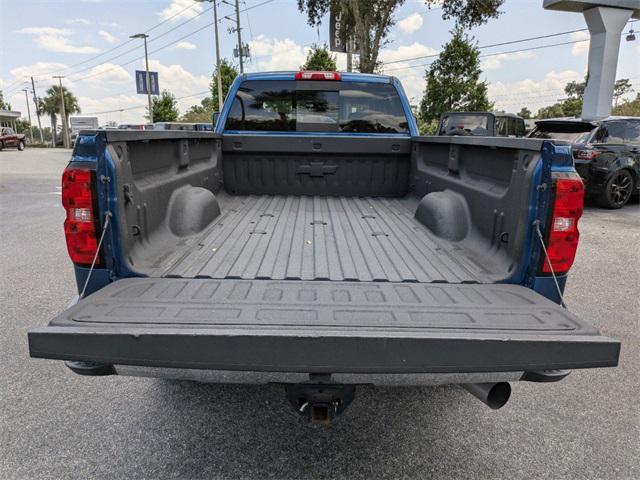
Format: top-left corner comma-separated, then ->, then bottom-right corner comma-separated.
517,107 -> 531,119
151,90 -> 179,122
37,85 -> 80,146
613,78 -> 634,106
0,90 -> 11,110
560,97 -> 582,117
536,103 -> 565,119
301,44 -> 337,71
297,0 -> 504,73
535,77 -> 634,119
431,0 -> 504,28
210,59 -> 239,111
564,79 -> 586,99
182,98 -> 215,123
183,60 -> 238,123
419,29 -> 492,123
613,93 -> 640,116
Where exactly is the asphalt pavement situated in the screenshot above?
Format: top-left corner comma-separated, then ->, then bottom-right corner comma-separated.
1,147 -> 638,480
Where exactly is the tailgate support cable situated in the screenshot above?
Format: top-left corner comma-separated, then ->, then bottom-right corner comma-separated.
80,211 -> 112,299
534,220 -> 566,309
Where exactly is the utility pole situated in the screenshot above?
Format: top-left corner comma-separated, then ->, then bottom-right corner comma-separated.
52,76 -> 69,149
22,88 -> 34,142
346,41 -> 352,73
198,0 -> 224,112
130,33 -> 153,123
30,76 -> 44,143
214,0 -> 223,111
234,0 -> 244,73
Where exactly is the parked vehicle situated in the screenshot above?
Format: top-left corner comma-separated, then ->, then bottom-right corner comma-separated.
151,122 -> 213,132
117,124 -> 148,130
70,117 -> 99,145
0,127 -> 26,151
437,112 -> 525,137
528,117 -> 640,208
28,71 -> 619,423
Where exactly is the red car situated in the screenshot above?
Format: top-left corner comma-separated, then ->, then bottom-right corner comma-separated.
0,127 -> 26,151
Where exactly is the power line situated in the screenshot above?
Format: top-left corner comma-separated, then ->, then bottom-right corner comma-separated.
382,18 -> 637,67
383,28 -> 590,65
82,89 -> 212,115
31,1 -> 202,78
45,4 -> 218,81
65,0 -> 274,84
384,39 -> 587,72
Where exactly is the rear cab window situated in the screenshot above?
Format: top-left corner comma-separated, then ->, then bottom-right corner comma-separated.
225,80 -> 409,134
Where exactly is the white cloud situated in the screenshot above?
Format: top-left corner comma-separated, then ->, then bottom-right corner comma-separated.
481,51 -> 534,70
159,0 -> 203,21
380,42 -> 437,63
174,41 -> 196,50
398,13 -> 423,34
19,26 -> 72,35
570,31 -> 590,57
78,94 -> 147,124
98,30 -> 118,44
248,35 -> 308,71
18,26 -> 100,54
10,61 -> 68,77
67,18 -> 92,26
85,63 -> 132,84
488,70 -> 584,113
379,43 -> 438,104
147,59 -> 210,113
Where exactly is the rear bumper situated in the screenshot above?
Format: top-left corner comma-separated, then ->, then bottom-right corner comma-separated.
112,365 -> 527,386
29,325 -> 619,374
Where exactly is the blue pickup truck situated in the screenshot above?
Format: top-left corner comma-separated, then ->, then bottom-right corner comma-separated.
28,71 -> 619,422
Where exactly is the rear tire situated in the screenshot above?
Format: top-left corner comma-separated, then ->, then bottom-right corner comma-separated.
597,169 -> 634,209
0,141 -> 4,151
17,141 -> 25,151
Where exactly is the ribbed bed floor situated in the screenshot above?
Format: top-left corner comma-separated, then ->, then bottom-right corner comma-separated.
160,194 -> 489,283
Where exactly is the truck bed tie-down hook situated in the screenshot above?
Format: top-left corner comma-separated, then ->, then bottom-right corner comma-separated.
80,211 -> 112,299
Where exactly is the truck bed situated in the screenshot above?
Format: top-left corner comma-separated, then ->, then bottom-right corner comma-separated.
156,193 -> 489,283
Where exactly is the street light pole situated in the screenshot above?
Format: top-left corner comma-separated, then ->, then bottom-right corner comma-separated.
52,75 -> 69,149
130,33 -> 153,123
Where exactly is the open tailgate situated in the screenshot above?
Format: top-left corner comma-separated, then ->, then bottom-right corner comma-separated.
28,278 -> 619,373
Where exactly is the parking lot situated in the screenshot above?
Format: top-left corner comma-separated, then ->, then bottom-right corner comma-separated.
1,148 -> 638,479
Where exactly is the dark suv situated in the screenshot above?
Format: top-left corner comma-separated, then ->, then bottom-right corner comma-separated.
528,117 -> 640,208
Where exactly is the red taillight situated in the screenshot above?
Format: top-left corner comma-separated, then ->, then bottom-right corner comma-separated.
62,167 -> 100,265
573,149 -> 598,161
541,174 -> 584,275
295,71 -> 341,81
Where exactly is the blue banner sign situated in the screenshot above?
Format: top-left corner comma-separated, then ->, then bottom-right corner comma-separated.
135,70 -> 159,95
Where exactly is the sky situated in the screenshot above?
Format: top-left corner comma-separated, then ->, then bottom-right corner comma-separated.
1,0 -> 638,127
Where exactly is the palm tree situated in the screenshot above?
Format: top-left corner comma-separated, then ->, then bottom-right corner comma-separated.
38,95 -> 59,146
38,85 -> 81,146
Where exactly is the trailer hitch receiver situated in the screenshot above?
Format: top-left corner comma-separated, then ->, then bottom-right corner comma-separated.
285,381 -> 356,425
